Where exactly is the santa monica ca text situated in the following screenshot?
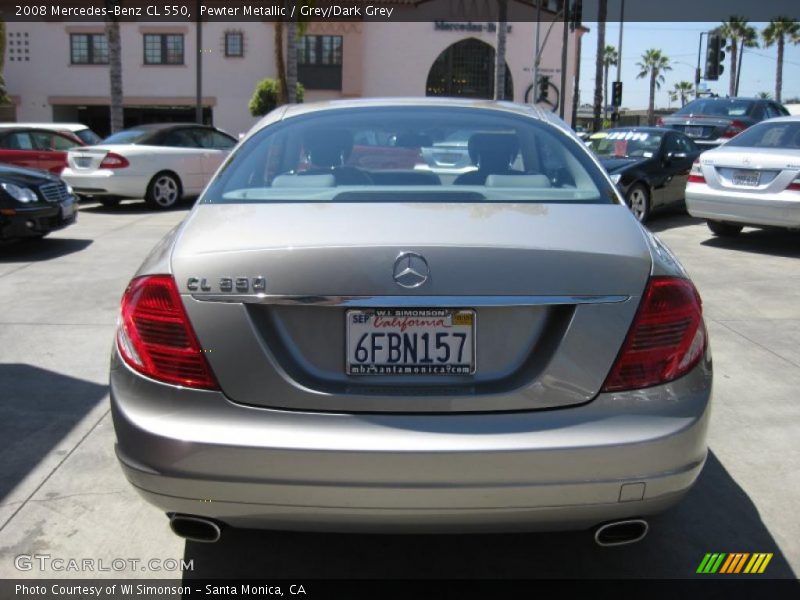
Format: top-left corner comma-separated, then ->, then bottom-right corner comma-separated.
16,584 -> 307,596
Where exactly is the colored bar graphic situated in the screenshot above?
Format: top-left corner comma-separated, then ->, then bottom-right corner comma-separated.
699,552 -> 773,574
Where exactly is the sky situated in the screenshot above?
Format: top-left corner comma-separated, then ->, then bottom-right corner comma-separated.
576,21 -> 800,109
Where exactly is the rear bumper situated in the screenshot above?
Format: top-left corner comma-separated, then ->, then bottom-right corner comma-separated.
686,186 -> 800,228
0,200 -> 77,240
61,168 -> 145,199
111,351 -> 712,533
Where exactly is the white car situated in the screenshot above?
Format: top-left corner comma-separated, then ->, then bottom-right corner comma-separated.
0,122 -> 102,146
61,123 -> 236,209
685,116 -> 800,236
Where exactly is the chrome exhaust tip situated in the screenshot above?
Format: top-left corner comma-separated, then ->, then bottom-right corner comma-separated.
169,514 -> 222,543
594,519 -> 649,547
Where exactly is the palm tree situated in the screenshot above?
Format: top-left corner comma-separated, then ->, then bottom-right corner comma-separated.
602,45 -> 618,120
493,0 -> 508,100
592,0 -> 608,132
756,91 -> 772,99
669,81 -> 695,107
637,49 -> 671,126
762,17 -> 800,103
719,17 -> 758,97
273,21 -> 288,104
105,16 -> 123,133
286,20 -> 298,103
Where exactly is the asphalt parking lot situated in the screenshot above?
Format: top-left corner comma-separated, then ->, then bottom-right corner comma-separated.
0,201 -> 798,580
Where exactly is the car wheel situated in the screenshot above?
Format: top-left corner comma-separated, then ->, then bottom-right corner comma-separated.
707,220 -> 743,237
145,173 -> 182,209
99,197 -> 121,208
625,184 -> 650,223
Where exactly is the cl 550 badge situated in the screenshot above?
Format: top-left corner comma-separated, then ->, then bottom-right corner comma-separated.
187,276 -> 266,292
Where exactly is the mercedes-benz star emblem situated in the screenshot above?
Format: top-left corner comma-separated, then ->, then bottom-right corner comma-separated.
393,252 -> 430,288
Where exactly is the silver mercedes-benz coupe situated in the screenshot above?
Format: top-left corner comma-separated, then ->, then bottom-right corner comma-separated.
111,99 -> 712,546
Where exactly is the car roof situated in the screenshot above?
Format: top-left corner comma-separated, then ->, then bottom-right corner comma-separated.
0,122 -> 91,131
249,97 -> 570,141
602,127 -> 666,134
124,122 -> 208,131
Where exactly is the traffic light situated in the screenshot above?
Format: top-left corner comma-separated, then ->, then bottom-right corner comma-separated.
704,33 -> 726,81
612,81 -> 623,107
538,75 -> 550,102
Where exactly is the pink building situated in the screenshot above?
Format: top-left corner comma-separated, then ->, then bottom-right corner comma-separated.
5,1 -> 584,137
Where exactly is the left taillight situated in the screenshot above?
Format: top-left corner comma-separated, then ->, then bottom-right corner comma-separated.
687,159 -> 706,184
117,275 -> 218,390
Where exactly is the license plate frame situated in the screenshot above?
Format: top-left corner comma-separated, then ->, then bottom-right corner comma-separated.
345,308 -> 476,376
684,126 -> 704,138
732,169 -> 761,187
74,157 -> 92,168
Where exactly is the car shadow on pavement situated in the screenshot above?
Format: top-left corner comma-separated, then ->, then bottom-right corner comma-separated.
0,364 -> 107,505
0,238 -> 92,262
701,229 -> 800,259
181,451 -> 795,579
645,212 -> 702,234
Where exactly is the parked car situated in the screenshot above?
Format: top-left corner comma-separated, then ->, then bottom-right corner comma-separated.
0,164 -> 77,241
0,127 -> 85,174
659,97 -> 789,147
686,115 -> 800,236
61,123 -> 237,209
587,127 -> 702,222
0,122 -> 102,146
110,99 -> 712,545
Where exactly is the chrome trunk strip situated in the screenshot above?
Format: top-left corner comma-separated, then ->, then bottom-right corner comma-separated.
188,294 -> 630,307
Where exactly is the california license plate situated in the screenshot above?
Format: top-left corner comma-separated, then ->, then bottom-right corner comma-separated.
732,170 -> 760,187
74,157 -> 92,168
684,126 -> 704,138
346,309 -> 475,375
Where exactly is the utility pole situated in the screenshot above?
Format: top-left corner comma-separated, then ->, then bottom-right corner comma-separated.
559,1 -> 569,119
734,38 -> 744,96
695,31 -> 707,99
532,0 -> 542,103
195,0 -> 203,124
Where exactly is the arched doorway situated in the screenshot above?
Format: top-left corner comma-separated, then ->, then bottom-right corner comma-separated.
426,38 -> 513,100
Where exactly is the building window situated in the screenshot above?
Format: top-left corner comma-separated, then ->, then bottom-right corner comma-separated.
143,34 -> 184,65
298,35 -> 342,66
298,35 -> 343,90
70,34 -> 108,65
224,31 -> 243,57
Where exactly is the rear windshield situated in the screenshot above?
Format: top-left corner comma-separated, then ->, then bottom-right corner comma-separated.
675,99 -> 755,117
74,128 -> 102,145
588,130 -> 663,158
202,107 -> 612,204
102,129 -> 150,145
724,120 -> 800,149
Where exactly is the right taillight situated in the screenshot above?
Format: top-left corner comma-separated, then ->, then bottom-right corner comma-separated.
602,277 -> 706,392
117,275 -> 218,390
100,152 -> 129,169
721,119 -> 747,139
687,159 -> 705,184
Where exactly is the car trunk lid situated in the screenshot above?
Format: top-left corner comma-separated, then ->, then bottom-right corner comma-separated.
172,202 -> 652,413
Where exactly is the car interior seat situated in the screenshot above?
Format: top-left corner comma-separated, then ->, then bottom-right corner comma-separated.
453,132 -> 521,185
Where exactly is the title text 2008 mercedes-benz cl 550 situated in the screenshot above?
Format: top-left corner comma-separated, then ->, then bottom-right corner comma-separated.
110,99 -> 712,546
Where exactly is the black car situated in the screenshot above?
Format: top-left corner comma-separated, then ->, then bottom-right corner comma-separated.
659,97 -> 789,147
0,165 -> 77,242
587,127 -> 701,222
